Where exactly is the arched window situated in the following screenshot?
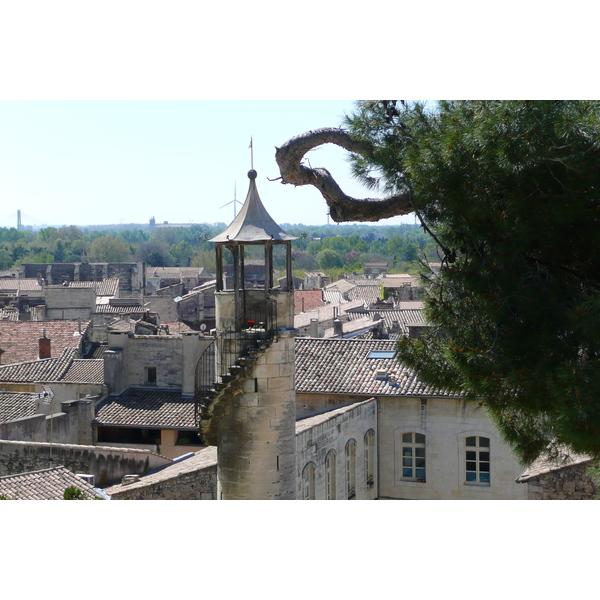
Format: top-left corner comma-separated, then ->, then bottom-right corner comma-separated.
364,429 -> 375,488
345,439 -> 356,499
302,462 -> 316,500
401,432 -> 426,481
326,450 -> 337,500
465,436 -> 490,484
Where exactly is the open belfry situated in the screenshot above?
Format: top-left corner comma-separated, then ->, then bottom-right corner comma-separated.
195,169 -> 297,499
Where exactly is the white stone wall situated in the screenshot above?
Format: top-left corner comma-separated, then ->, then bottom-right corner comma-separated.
295,399 -> 378,500
378,397 -> 528,500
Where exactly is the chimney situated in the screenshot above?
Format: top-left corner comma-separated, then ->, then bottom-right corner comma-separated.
309,318 -> 319,338
333,318 -> 344,337
39,330 -> 51,359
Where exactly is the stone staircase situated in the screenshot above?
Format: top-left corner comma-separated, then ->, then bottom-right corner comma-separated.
195,332 -> 274,446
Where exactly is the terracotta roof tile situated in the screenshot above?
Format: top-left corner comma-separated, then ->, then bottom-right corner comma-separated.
294,290 -> 327,314
60,359 -> 104,383
0,347 -> 78,383
0,465 -> 101,500
0,320 -> 89,365
94,389 -> 197,429
295,337 -> 462,398
0,391 -> 40,423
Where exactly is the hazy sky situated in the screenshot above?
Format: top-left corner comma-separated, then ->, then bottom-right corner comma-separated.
0,100 -> 418,230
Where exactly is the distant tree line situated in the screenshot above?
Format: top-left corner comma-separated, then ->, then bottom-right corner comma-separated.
0,222 -> 436,274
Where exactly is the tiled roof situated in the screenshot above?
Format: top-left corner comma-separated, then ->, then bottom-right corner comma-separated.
295,337 -> 462,398
0,320 -> 89,365
94,389 -> 197,429
0,465 -> 101,500
60,359 -> 104,383
0,279 -> 43,292
65,279 -> 119,296
0,391 -> 40,424
0,347 -> 78,384
347,308 -> 426,335
0,307 -> 19,321
294,290 -> 327,314
294,299 -> 366,329
516,451 -> 593,482
380,274 -> 419,288
94,304 -> 144,314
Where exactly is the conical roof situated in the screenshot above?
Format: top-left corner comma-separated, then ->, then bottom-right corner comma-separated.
210,170 -> 296,243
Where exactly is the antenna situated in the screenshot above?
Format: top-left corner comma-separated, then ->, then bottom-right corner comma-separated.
219,183 -> 243,218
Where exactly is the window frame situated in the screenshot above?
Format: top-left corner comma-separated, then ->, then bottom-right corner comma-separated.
302,462 -> 316,500
464,435 -> 491,486
400,431 -> 426,482
326,450 -> 337,500
345,439 -> 357,500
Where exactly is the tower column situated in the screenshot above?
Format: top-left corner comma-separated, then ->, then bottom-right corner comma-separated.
216,330 -> 296,499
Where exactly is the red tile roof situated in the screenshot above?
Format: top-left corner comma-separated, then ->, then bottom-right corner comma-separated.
0,320 -> 89,365
294,290 -> 327,314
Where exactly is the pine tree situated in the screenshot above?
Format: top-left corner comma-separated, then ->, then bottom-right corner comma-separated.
278,100 -> 600,463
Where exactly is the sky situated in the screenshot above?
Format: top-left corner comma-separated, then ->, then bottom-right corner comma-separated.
0,100 -> 419,230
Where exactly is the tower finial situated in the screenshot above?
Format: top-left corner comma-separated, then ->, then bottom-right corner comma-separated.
249,136 -> 254,170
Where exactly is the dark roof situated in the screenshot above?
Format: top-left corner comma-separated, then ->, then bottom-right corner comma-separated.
0,391 -> 40,424
0,347 -> 79,384
94,389 -> 197,429
295,337 -> 462,398
60,359 -> 104,384
0,465 -> 101,500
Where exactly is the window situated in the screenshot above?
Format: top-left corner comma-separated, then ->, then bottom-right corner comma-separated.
346,440 -> 356,499
364,429 -> 375,488
401,432 -> 426,481
302,463 -> 316,500
326,451 -> 336,500
465,436 -> 490,484
145,366 -> 157,385
367,350 -> 396,359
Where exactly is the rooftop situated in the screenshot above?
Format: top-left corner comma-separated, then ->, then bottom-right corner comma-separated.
94,388 -> 197,430
0,391 -> 40,424
295,337 -> 462,398
294,290 -> 327,314
210,170 -> 295,243
0,347 -> 80,384
0,465 -> 102,500
0,320 -> 89,365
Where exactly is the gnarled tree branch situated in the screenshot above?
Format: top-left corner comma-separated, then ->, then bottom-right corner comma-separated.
275,127 -> 413,222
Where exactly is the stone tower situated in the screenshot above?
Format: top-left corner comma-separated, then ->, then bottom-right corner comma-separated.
197,169 -> 297,499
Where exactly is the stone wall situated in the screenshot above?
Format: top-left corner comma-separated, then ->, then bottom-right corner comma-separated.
107,454 -> 217,500
22,262 -> 145,293
0,440 -> 170,486
0,398 -> 95,445
525,462 -> 597,500
296,399 -> 378,500
378,397 -> 529,500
